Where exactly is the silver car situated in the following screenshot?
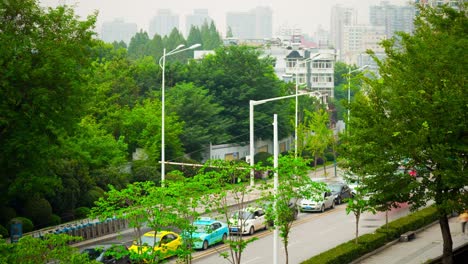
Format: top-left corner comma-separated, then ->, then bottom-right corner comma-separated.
300,192 -> 335,213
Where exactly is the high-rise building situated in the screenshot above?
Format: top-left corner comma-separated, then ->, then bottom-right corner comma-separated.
370,1 -> 415,38
101,18 -> 137,44
342,24 -> 386,64
149,9 -> 179,38
226,6 -> 272,40
330,5 -> 358,61
185,9 -> 212,36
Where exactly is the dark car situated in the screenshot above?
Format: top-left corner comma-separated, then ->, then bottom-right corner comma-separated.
327,182 -> 353,205
81,243 -> 131,264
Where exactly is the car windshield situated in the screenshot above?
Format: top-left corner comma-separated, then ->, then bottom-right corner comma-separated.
328,184 -> 342,193
139,235 -> 160,247
232,211 -> 253,219
194,224 -> 210,233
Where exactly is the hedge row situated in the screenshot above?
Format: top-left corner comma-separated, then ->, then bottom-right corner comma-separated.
301,206 -> 439,264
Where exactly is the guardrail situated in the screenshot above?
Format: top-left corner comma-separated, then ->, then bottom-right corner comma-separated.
27,218 -> 128,243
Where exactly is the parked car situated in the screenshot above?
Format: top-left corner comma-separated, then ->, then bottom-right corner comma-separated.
328,182 -> 353,204
129,230 -> 182,259
81,243 -> 131,264
189,217 -> 229,250
300,192 -> 335,213
262,199 -> 299,226
229,207 -> 268,235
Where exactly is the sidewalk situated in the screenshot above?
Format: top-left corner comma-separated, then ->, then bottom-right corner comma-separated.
355,217 -> 468,264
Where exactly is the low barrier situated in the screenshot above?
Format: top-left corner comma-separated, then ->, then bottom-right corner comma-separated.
29,218 -> 128,243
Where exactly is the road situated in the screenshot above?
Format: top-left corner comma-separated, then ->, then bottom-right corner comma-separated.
189,202 -> 412,264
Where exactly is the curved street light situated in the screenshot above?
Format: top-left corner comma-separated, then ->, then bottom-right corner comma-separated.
159,43 -> 201,186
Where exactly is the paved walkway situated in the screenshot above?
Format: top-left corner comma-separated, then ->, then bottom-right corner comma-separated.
355,217 -> 468,264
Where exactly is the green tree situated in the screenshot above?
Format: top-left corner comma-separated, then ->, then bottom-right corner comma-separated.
187,26 -> 203,49
226,26 -> 234,38
166,82 -> 229,160
0,234 -> 93,264
0,0 -> 97,210
128,30 -> 151,60
261,155 -> 326,264
340,4 -> 467,263
299,108 -> 333,173
187,45 -> 291,143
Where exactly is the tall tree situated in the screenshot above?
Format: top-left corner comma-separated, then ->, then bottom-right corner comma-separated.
187,45 -> 291,143
340,4 -> 467,264
127,30 -> 151,60
0,0 -> 97,202
166,83 -> 229,160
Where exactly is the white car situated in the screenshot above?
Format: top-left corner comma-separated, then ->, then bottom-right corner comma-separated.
300,192 -> 335,213
229,207 -> 268,235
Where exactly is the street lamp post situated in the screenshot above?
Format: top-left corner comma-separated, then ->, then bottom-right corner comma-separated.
347,65 -> 369,126
249,91 -> 324,186
159,43 -> 201,186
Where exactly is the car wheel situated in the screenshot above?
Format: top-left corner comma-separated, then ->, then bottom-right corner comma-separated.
320,204 -> 325,213
202,240 -> 209,250
222,233 -> 227,243
249,226 -> 255,235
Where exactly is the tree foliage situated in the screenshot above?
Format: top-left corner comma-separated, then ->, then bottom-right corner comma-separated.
340,4 -> 467,263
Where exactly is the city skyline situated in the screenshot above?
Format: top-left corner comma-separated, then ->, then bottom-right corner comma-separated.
40,0 -> 411,37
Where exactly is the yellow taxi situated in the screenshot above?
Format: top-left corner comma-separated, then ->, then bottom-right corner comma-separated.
129,230 -> 182,260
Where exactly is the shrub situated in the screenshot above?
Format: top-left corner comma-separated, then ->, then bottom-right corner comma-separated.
23,198 -> 52,228
48,214 -> 61,226
0,224 -> 8,238
74,207 -> 90,219
81,186 -> 105,207
302,241 -> 364,264
254,152 -> 273,166
9,217 -> 34,233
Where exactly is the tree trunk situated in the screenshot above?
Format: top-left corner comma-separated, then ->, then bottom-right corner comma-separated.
439,213 -> 453,264
355,212 -> 360,244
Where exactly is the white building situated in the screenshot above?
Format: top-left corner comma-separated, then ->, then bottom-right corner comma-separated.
342,25 -> 386,65
226,6 -> 272,40
149,9 -> 179,38
330,5 -> 358,61
370,1 -> 415,38
283,48 -> 336,98
100,18 -> 137,45
185,9 -> 212,36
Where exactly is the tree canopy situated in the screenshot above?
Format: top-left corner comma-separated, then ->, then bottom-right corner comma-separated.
340,4 -> 467,263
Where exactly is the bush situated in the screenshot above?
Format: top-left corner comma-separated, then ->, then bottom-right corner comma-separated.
81,186 -> 105,207
48,214 -> 61,226
74,207 -> 90,219
0,224 -> 8,238
254,152 -> 273,166
9,217 -> 34,233
23,198 -> 52,228
303,241 -> 364,264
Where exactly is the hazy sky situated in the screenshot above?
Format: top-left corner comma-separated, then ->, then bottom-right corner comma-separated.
40,0 -> 411,36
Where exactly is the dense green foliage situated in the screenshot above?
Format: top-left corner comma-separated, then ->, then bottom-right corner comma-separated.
0,234 -> 94,264
340,4 -> 467,263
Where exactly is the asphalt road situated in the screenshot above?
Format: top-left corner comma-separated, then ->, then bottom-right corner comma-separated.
188,202 -> 412,264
